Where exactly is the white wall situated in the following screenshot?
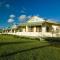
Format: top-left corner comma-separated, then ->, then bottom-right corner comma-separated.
7,32 -> 60,37
52,25 -> 58,31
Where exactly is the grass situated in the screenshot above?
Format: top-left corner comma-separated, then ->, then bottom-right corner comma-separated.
0,34 -> 60,60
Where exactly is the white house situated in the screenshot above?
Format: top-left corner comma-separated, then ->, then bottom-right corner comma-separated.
3,16 -> 60,37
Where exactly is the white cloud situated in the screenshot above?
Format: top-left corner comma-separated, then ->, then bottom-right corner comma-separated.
27,16 -> 31,19
19,15 -> 32,21
20,7 -> 27,14
19,15 -> 27,20
9,14 -> 15,18
5,4 -> 10,8
0,2 -> 11,9
20,10 -> 26,14
8,19 -> 14,23
19,15 -> 32,23
8,14 -> 15,23
0,1 -> 10,8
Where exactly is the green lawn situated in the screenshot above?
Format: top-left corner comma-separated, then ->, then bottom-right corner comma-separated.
0,34 -> 60,60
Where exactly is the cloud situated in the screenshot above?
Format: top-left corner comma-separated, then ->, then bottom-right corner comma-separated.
19,15 -> 27,20
5,4 -> 10,8
19,15 -> 32,20
8,14 -> 15,23
19,15 -> 32,23
27,16 -> 31,19
0,1 -> 10,8
9,14 -> 15,18
8,19 -> 14,23
20,7 -> 27,14
20,10 -> 26,14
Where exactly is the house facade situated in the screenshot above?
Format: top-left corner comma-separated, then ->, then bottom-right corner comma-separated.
3,16 -> 60,37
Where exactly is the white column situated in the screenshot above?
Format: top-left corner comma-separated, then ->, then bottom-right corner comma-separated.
52,25 -> 57,32
52,25 -> 58,37
34,26 -> 36,32
14,29 -> 16,33
10,29 -> 12,33
26,26 -> 28,32
42,26 -> 46,32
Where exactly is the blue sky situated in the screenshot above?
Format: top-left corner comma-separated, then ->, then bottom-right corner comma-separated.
0,0 -> 60,28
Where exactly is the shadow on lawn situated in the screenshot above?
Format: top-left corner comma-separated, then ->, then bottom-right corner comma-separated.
0,37 -> 60,58
0,44 -> 51,57
44,37 -> 60,47
0,41 -> 34,46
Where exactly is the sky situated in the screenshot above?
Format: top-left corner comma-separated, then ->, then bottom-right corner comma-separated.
0,0 -> 60,28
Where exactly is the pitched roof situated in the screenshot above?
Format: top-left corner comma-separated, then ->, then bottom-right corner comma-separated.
27,16 -> 45,23
19,16 -> 60,26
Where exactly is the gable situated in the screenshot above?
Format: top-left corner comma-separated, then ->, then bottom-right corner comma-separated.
27,16 -> 45,23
